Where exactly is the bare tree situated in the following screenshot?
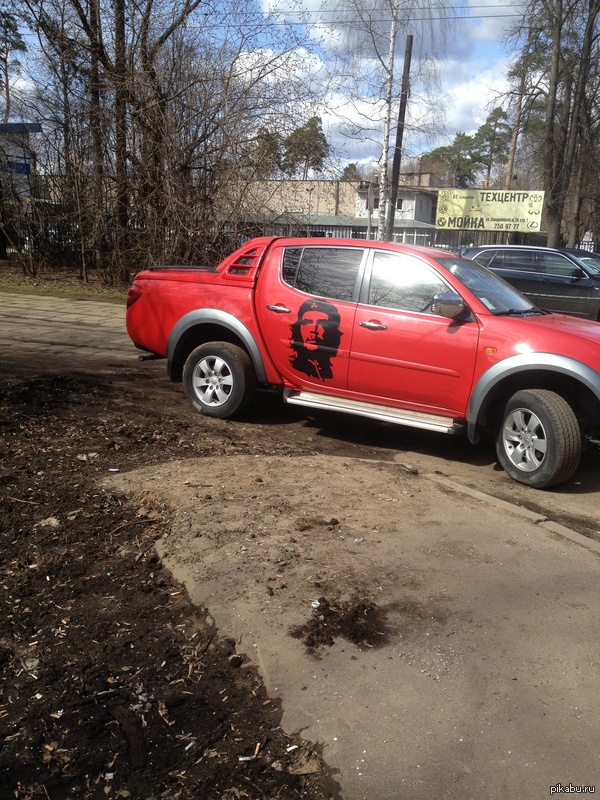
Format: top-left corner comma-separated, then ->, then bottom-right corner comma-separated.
21,0 -> 320,278
511,0 -> 600,246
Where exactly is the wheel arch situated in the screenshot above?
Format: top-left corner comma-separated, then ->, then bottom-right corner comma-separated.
467,353 -> 600,442
166,309 -> 267,384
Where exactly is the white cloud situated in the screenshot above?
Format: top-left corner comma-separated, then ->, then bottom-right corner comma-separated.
254,0 -> 521,162
447,69 -> 510,132
435,54 -> 512,132
468,0 -> 521,43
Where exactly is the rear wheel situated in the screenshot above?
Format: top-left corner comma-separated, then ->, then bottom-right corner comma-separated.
182,342 -> 256,418
496,389 -> 581,489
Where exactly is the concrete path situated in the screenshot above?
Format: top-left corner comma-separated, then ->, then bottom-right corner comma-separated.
0,291 -> 133,358
109,454 -> 600,800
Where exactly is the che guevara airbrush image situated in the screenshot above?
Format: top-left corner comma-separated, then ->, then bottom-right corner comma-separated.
289,298 -> 342,381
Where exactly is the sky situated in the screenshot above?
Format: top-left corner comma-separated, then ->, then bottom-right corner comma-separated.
260,0 -> 525,168
13,0 -> 525,172
440,3 -> 521,131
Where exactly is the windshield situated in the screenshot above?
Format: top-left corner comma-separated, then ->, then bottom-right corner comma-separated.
568,252 -> 600,275
433,257 -> 538,315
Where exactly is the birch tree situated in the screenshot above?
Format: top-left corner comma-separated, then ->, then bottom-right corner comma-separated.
324,0 -> 452,239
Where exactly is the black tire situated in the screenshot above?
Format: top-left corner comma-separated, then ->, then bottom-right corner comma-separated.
496,389 -> 581,489
182,342 -> 256,418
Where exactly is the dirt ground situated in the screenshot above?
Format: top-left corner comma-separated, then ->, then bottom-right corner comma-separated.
1,348 -> 367,800
3,277 -> 600,799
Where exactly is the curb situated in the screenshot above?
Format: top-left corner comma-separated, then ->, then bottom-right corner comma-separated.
430,473 -> 600,555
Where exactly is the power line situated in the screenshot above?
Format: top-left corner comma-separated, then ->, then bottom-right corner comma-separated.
259,2 -> 527,20
270,3 -> 525,13
179,11 -> 523,29
18,4 -> 525,39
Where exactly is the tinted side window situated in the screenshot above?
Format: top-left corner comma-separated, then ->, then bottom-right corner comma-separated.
502,251 -> 536,271
282,247 -> 363,302
368,252 -> 449,313
472,250 -> 498,267
537,253 -> 580,276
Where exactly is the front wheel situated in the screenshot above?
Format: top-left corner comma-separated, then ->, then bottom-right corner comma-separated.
496,389 -> 581,489
182,342 -> 256,418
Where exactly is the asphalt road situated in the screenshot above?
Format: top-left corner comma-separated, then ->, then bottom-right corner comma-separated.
0,291 -> 133,358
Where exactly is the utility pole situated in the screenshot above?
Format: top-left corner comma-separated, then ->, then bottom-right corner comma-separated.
385,34 -> 413,242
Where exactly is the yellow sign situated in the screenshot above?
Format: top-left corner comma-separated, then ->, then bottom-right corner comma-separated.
435,189 -> 545,233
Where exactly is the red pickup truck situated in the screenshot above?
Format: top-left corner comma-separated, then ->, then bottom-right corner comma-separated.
126,236 -> 600,489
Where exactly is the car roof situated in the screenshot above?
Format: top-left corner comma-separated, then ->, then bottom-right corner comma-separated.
466,245 -> 562,252
560,248 -> 600,258
462,245 -> 600,276
465,245 -> 599,261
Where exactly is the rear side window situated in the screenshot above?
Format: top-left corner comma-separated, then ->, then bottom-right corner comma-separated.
476,250 -> 539,272
502,250 -> 537,271
471,249 -> 500,267
282,247 -> 364,302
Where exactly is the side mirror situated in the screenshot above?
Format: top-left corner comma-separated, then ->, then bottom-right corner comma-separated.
431,291 -> 466,319
571,267 -> 587,279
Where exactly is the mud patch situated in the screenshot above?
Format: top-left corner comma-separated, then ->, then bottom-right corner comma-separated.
290,594 -> 392,653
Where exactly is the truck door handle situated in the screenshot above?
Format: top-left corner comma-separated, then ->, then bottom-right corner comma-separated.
359,320 -> 387,330
266,304 -> 291,313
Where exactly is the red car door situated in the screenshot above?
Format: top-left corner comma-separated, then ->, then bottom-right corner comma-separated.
256,243 -> 366,390
347,250 -> 480,416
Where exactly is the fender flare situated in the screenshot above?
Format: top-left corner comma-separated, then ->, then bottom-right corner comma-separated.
167,308 -> 267,383
467,353 -> 600,441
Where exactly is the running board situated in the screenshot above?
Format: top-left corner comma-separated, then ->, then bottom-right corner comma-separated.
283,389 -> 466,435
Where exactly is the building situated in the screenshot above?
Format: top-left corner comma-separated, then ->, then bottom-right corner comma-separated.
240,177 -> 437,244
0,122 -> 43,202
0,123 -> 44,259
